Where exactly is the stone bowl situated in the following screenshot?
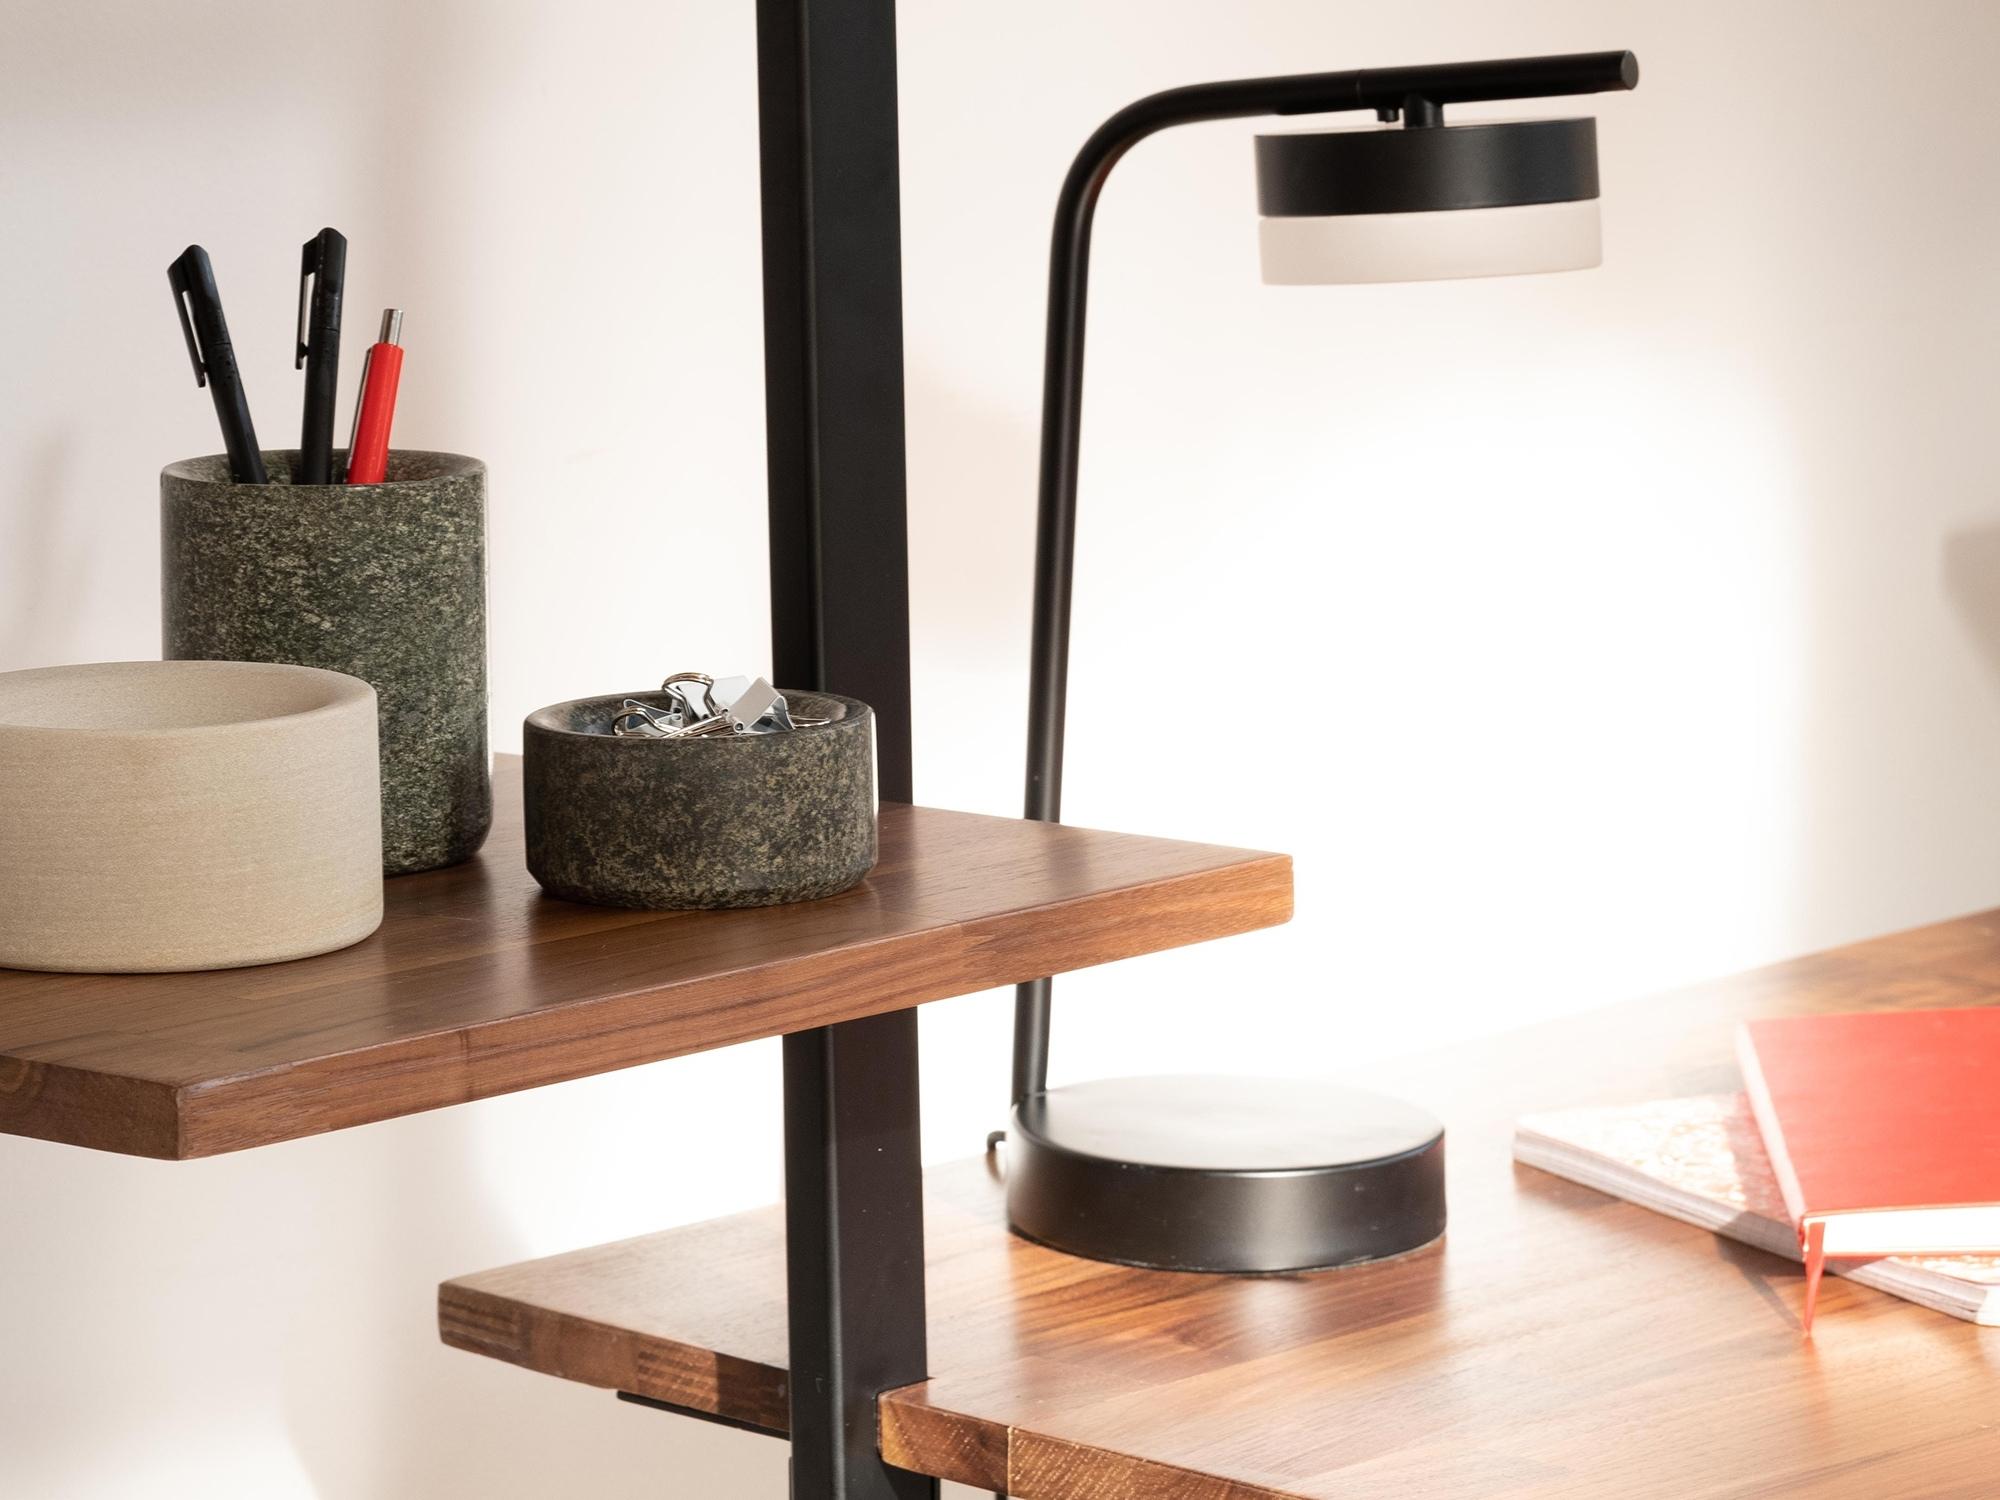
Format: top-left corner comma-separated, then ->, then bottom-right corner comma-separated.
0,660 -> 383,973
523,690 -> 876,910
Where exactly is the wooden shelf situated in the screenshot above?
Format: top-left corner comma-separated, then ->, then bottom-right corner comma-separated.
0,757 -> 1289,1160
440,909 -> 2000,1499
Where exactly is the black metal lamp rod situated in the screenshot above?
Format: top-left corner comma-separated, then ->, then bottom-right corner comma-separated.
1012,50 -> 1638,1106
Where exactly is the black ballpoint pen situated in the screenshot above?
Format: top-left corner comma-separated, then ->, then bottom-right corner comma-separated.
168,245 -> 267,483
295,227 -> 347,484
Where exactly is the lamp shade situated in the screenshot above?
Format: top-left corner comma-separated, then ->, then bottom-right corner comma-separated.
1255,117 -> 1601,284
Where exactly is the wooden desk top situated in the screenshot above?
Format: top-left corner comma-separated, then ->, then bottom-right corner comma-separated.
441,906 -> 2000,1498
0,758 -> 1289,1159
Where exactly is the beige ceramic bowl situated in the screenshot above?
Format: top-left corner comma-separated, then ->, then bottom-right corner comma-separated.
0,661 -> 384,972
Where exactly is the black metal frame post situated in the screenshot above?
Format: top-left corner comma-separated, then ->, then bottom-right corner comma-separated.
755,2 -> 934,1498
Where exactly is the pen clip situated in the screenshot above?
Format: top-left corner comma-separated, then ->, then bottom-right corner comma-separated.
296,235 -> 322,369
167,249 -> 207,387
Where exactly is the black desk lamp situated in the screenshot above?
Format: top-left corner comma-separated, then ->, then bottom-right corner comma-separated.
1006,50 -> 1641,1273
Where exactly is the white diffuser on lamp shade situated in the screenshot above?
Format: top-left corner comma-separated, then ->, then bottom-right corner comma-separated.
1260,197 -> 1601,283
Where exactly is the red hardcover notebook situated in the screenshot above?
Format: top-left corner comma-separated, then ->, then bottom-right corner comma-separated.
1737,1008 -> 2000,1331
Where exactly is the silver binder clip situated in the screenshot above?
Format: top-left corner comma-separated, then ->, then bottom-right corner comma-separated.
711,674 -> 825,733
660,672 -> 719,723
610,699 -> 681,737
721,677 -> 783,732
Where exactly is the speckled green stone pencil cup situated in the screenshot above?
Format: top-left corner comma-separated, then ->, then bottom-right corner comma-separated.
523,690 -> 876,910
161,450 -> 490,875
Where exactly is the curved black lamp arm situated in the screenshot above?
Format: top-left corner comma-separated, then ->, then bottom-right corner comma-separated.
1011,50 -> 1638,1106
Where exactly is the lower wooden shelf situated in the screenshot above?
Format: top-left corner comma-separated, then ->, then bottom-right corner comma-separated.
441,907 -> 2000,1498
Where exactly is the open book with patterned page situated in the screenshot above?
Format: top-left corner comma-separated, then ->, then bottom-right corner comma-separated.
1513,1094 -> 2000,1325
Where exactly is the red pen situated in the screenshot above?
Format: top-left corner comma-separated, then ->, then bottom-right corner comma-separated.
344,308 -> 403,484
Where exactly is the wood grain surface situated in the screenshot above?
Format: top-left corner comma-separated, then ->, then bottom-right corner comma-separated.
441,907 -> 2000,1498
0,757 -> 1290,1159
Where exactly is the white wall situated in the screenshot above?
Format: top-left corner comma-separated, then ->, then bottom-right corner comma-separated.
5,1 -> 1999,1494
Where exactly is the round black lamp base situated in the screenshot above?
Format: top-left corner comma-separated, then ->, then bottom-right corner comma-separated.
1004,1075 -> 1446,1273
